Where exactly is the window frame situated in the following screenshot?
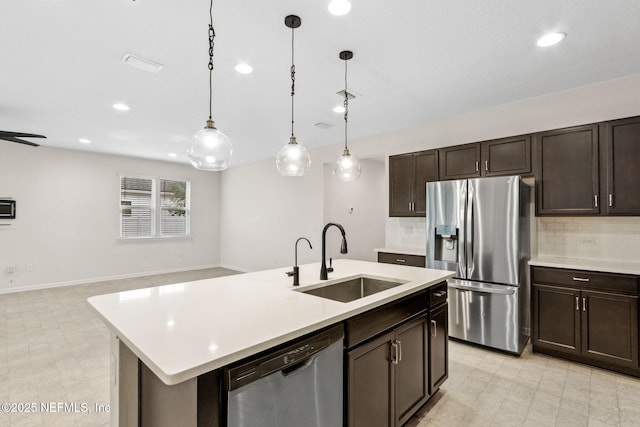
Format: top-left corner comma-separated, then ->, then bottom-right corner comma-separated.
119,174 -> 191,240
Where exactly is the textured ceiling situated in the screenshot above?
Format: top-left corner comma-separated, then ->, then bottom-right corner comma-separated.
2,0 -> 640,167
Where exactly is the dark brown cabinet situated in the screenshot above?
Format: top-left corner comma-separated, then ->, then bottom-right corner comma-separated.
346,285 -> 447,426
377,251 -> 426,267
481,135 -> 531,176
389,150 -> 439,217
532,267 -> 639,376
534,124 -> 600,215
602,116 -> 640,215
438,143 -> 481,180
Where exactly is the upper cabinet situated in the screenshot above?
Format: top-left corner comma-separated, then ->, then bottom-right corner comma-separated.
439,136 -> 532,180
438,143 -> 481,180
534,124 -> 600,215
603,116 -> 640,215
389,150 -> 438,217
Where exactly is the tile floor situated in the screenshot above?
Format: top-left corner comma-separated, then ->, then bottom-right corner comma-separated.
1,268 -> 640,427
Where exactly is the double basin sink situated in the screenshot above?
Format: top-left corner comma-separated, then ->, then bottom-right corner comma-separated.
295,276 -> 407,303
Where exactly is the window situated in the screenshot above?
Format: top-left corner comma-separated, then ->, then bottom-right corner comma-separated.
120,176 -> 190,238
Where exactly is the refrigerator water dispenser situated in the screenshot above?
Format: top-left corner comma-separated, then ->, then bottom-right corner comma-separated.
433,225 -> 458,262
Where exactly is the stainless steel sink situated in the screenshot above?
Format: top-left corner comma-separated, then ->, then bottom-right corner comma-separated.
297,276 -> 407,303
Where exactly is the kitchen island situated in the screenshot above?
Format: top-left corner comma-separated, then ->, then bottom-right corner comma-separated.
88,259 -> 454,426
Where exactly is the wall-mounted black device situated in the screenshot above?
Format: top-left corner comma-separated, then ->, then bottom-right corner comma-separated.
0,200 -> 16,219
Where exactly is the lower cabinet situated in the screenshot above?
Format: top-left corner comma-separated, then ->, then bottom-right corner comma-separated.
346,284 -> 448,427
532,267 -> 639,376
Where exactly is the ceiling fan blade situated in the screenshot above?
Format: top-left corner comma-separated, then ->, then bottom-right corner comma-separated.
0,131 -> 46,139
0,136 -> 40,147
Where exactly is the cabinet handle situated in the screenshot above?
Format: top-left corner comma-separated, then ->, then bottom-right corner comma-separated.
475,161 -> 479,172
582,297 -> 587,312
609,194 -> 614,207
594,194 -> 598,208
391,341 -> 399,365
396,258 -> 406,263
411,202 -> 415,211
572,277 -> 590,282
408,202 -> 411,211
433,291 -> 446,297
397,340 -> 402,362
575,296 -> 579,311
431,320 -> 437,337
485,160 -> 488,171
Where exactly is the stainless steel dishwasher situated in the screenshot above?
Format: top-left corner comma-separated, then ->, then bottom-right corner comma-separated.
224,324 -> 344,427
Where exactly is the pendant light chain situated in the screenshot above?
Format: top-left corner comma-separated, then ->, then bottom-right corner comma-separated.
290,26 -> 296,138
343,58 -> 349,152
208,0 -> 215,121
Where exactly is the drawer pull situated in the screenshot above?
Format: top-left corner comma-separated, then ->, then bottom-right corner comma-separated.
433,291 -> 446,297
396,258 -> 406,263
572,277 -> 590,282
431,320 -> 437,337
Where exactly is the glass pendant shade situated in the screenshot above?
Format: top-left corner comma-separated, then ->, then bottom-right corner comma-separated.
276,137 -> 311,176
187,121 -> 233,171
333,149 -> 361,181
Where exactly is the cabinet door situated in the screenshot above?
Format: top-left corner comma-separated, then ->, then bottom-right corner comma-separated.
534,124 -> 600,215
428,304 -> 448,394
389,154 -> 414,217
581,290 -> 639,368
481,135 -> 531,177
603,117 -> 640,215
413,150 -> 439,215
439,143 -> 481,180
394,316 -> 429,426
348,332 -> 393,427
532,284 -> 581,355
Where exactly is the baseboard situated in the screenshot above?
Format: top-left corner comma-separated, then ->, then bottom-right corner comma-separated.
0,264 -> 223,295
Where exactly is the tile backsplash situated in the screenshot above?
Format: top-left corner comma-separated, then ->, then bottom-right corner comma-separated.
386,216 -> 640,263
537,217 -> 640,262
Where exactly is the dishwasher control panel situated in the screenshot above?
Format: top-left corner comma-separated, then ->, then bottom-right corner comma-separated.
224,324 -> 344,391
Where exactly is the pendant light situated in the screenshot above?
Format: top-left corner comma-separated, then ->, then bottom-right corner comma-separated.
187,0 -> 232,171
333,50 -> 361,181
276,15 -> 311,177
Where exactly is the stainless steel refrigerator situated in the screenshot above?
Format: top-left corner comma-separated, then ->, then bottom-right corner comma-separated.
426,175 -> 530,354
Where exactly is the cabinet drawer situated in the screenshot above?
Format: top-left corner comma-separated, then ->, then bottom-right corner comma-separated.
428,282 -> 447,308
346,290 -> 428,349
532,267 -> 638,295
378,252 -> 425,267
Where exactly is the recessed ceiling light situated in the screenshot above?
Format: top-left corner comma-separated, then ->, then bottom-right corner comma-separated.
78,138 -> 91,144
168,153 -> 177,157
537,32 -> 566,47
333,105 -> 346,113
234,63 -> 253,74
112,103 -> 130,111
328,0 -> 351,16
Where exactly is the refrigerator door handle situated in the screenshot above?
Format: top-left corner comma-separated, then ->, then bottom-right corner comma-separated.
465,185 -> 475,278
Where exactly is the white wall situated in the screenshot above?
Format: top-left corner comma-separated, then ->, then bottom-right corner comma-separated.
0,145 -> 221,292
323,159 -> 385,263
220,73 -> 640,272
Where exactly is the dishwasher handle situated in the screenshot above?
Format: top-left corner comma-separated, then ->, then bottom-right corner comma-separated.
281,356 -> 315,377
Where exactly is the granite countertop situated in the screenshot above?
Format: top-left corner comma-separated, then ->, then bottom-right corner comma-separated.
529,256 -> 640,276
88,259 -> 453,385
374,247 -> 426,256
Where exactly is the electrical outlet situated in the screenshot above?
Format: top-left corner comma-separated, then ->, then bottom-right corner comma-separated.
405,226 -> 414,234
6,265 -> 15,274
25,264 -> 33,272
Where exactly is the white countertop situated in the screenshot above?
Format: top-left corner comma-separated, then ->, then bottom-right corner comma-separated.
374,247 -> 426,256
88,259 -> 453,385
529,256 -> 640,275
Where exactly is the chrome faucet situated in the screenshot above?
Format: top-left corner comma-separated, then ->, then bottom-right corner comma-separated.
287,237 -> 312,286
320,223 -> 348,280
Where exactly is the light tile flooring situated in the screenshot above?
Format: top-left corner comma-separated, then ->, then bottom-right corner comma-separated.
1,268 -> 640,427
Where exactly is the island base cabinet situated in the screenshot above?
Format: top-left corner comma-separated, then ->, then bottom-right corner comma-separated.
347,314 -> 432,427
428,304 -> 448,394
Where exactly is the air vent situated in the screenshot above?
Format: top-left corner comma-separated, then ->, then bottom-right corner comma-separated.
314,122 -> 333,129
122,53 -> 164,73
